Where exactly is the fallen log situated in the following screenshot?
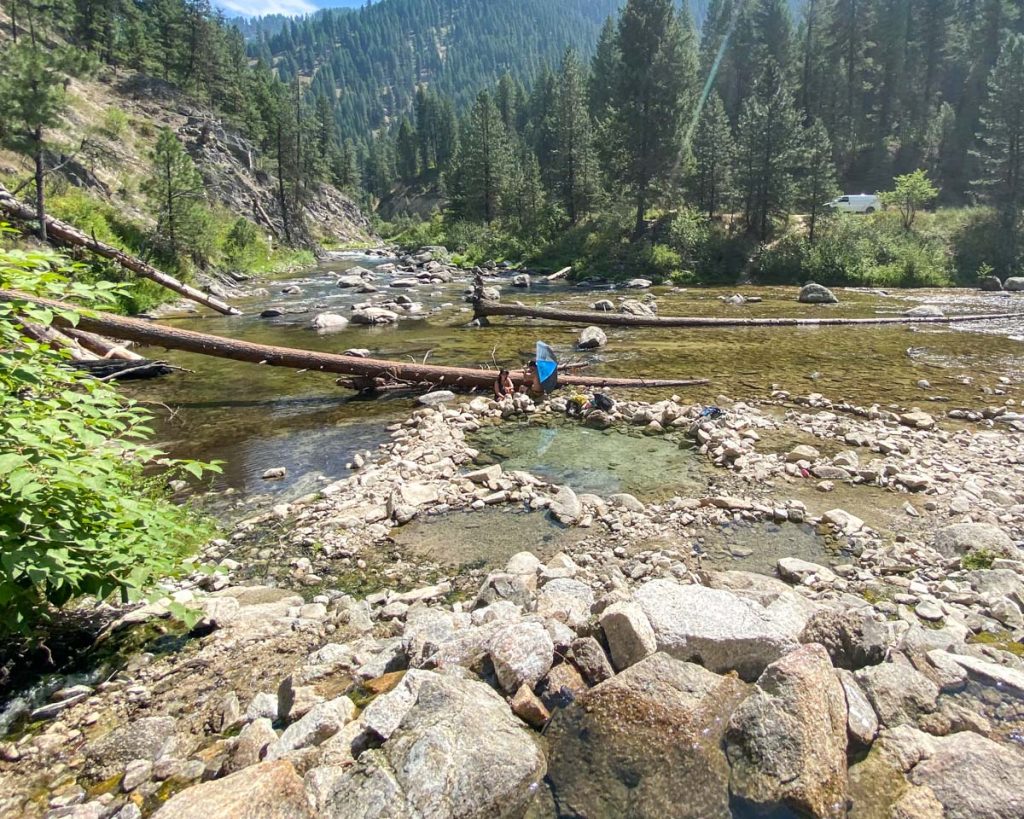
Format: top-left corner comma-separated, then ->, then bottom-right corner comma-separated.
474,300 -> 1023,328
1,289 -> 708,391
0,182 -> 240,316
69,359 -> 176,381
18,319 -> 98,361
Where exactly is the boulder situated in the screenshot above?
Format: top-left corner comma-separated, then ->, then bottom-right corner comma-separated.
489,621 -> 555,693
903,305 -> 945,318
511,274 -> 530,287
84,717 -> 177,778
415,391 -> 456,407
545,652 -> 747,818
569,636 -> 614,686
855,661 -> 939,728
908,730 -> 1024,819
592,299 -> 614,311
577,326 -> 607,350
619,298 -> 656,316
933,523 -> 1016,560
799,608 -> 890,670
267,697 -> 356,759
536,578 -> 595,630
320,673 -> 544,819
336,275 -> 365,288
726,644 -> 848,818
626,278 -> 653,288
549,485 -> 582,525
351,307 -> 399,325
786,444 -> 820,462
600,601 -> 658,670
633,580 -> 800,681
389,278 -> 419,288
311,312 -> 349,332
151,760 -> 312,819
777,558 -> 837,585
979,275 -> 1004,291
1005,277 -> 1024,291
798,282 -> 839,304
224,718 -> 278,774
837,669 -> 878,746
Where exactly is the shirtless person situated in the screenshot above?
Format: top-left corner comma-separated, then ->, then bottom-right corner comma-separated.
493,368 -> 515,399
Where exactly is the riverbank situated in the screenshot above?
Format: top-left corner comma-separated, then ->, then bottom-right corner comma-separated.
3,384 -> 1023,817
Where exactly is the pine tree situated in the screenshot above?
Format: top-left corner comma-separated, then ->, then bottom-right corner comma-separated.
736,63 -> 801,239
588,16 -> 619,119
142,127 -> 207,259
506,144 -> 546,228
689,92 -> 734,218
450,90 -> 510,223
396,117 -> 419,182
0,21 -> 78,241
796,119 -> 839,243
974,32 -> 1024,270
554,48 -> 599,223
609,0 -> 697,236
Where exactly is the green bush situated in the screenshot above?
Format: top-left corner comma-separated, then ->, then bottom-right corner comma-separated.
0,240 -> 220,633
100,107 -> 130,140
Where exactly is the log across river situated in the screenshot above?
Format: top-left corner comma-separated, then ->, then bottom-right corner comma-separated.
0,289 -> 708,391
474,299 -> 1023,328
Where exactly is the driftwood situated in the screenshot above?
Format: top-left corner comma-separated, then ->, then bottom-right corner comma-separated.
0,288 -> 708,392
474,300 -> 1023,328
62,327 -> 144,361
0,182 -> 240,316
18,319 -> 98,361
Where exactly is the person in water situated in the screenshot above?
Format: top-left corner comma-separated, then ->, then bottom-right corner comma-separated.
520,361 -> 543,396
493,368 -> 515,399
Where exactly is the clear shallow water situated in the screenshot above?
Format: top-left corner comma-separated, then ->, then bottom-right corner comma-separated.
122,255 -> 1024,503
697,520 -> 845,576
468,420 -> 709,500
391,507 -> 587,570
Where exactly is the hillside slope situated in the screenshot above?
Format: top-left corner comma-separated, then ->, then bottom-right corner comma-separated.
0,66 -> 374,251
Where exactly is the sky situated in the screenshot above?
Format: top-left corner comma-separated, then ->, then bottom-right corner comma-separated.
216,0 -> 361,18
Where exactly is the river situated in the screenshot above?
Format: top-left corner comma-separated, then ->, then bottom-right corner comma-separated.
123,253 -> 1024,510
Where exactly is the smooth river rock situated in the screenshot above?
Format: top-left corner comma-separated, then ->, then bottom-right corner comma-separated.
577,326 -> 607,349
798,282 -> 839,304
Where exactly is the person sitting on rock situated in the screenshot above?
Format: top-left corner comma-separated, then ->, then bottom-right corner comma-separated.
519,361 -> 542,396
494,368 -> 515,399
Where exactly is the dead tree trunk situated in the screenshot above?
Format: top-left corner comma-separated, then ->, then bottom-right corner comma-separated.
0,182 -> 240,316
474,300 -> 1022,328
1,288 -> 709,392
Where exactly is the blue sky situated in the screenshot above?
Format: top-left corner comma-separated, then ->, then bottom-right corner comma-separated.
216,0 -> 360,17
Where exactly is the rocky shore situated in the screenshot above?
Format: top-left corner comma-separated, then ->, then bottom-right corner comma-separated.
2,386 -> 1024,818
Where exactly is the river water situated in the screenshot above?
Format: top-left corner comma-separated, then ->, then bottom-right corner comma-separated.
123,253 -> 1024,507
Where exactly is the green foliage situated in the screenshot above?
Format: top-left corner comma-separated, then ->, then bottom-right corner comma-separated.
756,210 -> 956,287
881,170 -> 940,231
100,107 -> 130,140
143,127 -> 209,261
0,241 -> 220,634
961,549 -> 997,571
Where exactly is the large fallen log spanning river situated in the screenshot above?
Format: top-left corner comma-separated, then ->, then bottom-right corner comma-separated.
0,183 -> 240,316
0,289 -> 708,391
474,299 -> 1023,328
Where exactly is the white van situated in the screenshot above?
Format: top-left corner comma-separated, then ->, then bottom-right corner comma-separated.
826,194 -> 880,214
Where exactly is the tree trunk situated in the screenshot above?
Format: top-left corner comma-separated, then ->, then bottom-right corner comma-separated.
0,182 -> 239,315
1,288 -> 709,392
474,299 -> 1020,328
633,183 -> 646,238
34,131 -> 47,243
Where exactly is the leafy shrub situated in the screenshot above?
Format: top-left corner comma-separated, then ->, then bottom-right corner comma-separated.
0,241 -> 219,634
100,107 -> 130,139
222,216 -> 272,271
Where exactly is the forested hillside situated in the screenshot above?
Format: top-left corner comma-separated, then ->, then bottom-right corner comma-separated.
241,0 -> 622,139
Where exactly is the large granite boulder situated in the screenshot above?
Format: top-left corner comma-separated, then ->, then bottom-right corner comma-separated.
798,282 -> 839,304
726,644 -> 849,818
854,660 -> 939,728
633,580 -> 801,681
317,672 -> 545,818
545,652 -> 748,818
933,523 -> 1016,560
152,760 -> 312,819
